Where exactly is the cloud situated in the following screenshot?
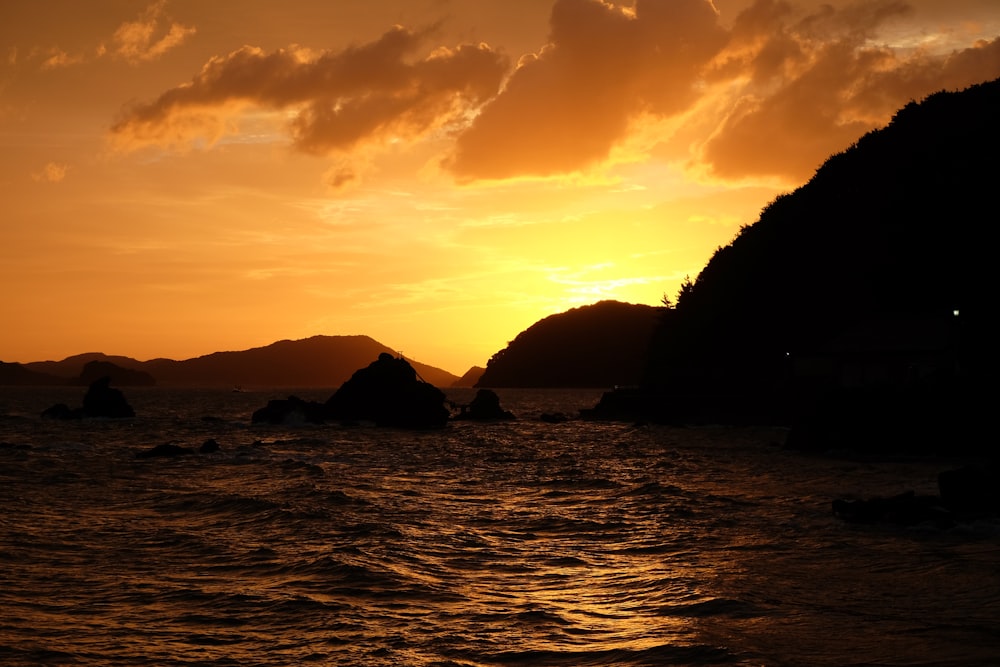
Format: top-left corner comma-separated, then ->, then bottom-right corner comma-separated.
699,0 -> 1000,181
38,47 -> 86,70
447,0 -> 1000,183
32,162 -> 68,183
110,0 -> 196,64
21,1 -> 193,70
110,26 -> 509,156
446,0 -> 728,180
108,0 -> 1000,184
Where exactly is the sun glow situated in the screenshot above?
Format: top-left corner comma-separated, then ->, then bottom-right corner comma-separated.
2,0 -> 997,374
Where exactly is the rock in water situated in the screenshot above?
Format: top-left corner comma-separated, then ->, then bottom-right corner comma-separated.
325,353 -> 449,429
82,376 -> 135,418
251,396 -> 327,425
452,389 -> 515,421
41,376 -> 135,419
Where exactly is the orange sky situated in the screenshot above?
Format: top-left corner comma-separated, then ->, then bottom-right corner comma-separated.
2,0 -> 998,375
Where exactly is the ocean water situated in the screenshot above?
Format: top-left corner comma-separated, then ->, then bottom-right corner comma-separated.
1,386 -> 999,667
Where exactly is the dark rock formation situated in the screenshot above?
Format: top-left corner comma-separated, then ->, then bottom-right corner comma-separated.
325,353 -> 449,429
41,403 -> 81,420
251,396 -> 328,425
834,464 -> 1000,528
199,439 -> 221,454
452,389 -> 515,421
82,376 -> 135,418
41,376 -> 135,419
832,491 -> 952,528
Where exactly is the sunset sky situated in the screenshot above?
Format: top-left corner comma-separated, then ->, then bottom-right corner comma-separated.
2,0 -> 998,375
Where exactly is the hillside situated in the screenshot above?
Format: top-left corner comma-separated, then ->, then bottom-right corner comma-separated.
15,336 -> 459,388
476,301 -> 664,388
604,77 -> 998,442
451,366 -> 485,388
0,361 -> 64,386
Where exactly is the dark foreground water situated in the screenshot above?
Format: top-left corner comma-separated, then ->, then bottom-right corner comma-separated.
1,387 -> 999,666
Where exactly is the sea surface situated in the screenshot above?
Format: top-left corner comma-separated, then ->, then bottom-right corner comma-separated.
1,386 -> 999,667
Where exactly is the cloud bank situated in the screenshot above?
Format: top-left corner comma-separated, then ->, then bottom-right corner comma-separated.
111,26 -> 509,157
110,0 -> 1000,184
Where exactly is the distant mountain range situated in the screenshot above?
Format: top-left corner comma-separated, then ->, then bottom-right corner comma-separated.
1,336 -> 460,388
1,302 -> 663,389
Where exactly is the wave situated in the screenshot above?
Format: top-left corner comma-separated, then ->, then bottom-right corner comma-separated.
2,388 -> 998,666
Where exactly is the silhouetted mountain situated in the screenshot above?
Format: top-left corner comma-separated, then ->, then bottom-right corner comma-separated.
0,361 -> 64,386
594,78 -> 997,445
16,336 -> 459,388
452,366 -> 485,387
26,353 -> 147,379
476,301 -> 663,388
143,336 -> 458,387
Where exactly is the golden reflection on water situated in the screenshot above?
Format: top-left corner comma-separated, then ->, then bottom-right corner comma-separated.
4,388 -> 1000,666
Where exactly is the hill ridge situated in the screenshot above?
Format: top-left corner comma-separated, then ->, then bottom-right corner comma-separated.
10,335 -> 459,388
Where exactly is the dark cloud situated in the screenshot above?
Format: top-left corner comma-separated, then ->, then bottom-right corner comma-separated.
111,25 -> 508,153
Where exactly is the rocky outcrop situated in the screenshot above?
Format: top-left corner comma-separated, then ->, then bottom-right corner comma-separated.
41,376 -> 135,419
250,355 -> 451,429
251,396 -> 328,425
325,353 -> 450,429
833,464 -> 1000,527
832,491 -> 951,527
452,389 -> 515,421
82,376 -> 136,418
40,403 -> 81,420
